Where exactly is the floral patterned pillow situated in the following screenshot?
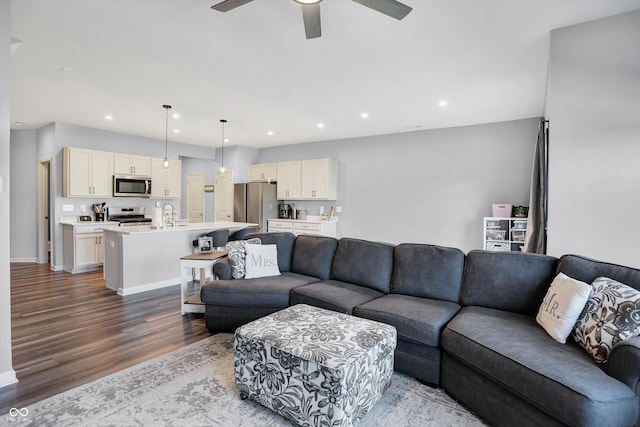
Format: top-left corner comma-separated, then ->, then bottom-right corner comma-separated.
225,238 -> 261,279
572,276 -> 640,363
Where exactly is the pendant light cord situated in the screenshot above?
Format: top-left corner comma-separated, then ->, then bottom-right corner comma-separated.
162,104 -> 171,168
220,119 -> 227,169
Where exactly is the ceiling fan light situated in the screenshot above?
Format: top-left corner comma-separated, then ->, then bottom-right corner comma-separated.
294,0 -> 322,4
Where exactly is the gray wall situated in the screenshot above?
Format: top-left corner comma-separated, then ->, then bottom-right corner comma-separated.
1,0 -> 16,387
547,10 -> 640,268
10,130 -> 37,261
258,118 -> 538,252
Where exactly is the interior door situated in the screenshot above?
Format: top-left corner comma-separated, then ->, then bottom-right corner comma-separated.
214,170 -> 234,222
187,173 -> 205,223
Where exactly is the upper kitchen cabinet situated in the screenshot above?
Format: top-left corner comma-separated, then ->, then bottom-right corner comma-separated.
113,153 -> 151,176
151,157 -> 182,198
63,147 -> 113,198
249,163 -> 277,182
276,161 -> 301,200
301,158 -> 337,200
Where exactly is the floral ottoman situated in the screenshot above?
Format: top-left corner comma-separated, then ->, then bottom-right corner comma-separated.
234,304 -> 397,427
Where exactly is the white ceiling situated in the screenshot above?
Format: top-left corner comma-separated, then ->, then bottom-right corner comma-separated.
10,0 -> 640,148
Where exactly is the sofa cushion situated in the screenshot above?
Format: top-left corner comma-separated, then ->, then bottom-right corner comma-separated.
573,276 -> 640,363
391,243 -> 465,303
226,237 -> 262,279
558,254 -> 640,292
535,272 -> 591,344
355,294 -> 460,347
245,232 -> 296,273
200,272 -> 318,308
460,250 -> 558,315
330,238 -> 394,293
442,306 -> 639,427
244,244 -> 281,279
290,280 -> 385,314
290,235 -> 338,280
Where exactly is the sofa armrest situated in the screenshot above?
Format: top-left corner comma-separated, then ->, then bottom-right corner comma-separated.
213,257 -> 232,280
607,336 -> 640,393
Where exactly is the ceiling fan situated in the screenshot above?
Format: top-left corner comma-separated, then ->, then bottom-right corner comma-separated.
211,0 -> 412,39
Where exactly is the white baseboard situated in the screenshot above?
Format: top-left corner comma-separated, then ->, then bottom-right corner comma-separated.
118,277 -> 180,296
10,257 -> 38,263
51,264 -> 63,272
0,369 -> 18,389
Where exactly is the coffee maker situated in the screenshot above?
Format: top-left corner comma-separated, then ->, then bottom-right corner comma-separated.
278,203 -> 290,219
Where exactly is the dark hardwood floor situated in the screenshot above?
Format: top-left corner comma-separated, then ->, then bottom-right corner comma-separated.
0,263 -> 211,413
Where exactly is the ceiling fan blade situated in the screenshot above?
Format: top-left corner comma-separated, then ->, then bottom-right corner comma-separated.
301,4 -> 321,39
351,0 -> 412,20
211,0 -> 254,12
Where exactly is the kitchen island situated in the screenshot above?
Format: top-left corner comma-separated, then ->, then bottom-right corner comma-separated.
102,222 -> 257,296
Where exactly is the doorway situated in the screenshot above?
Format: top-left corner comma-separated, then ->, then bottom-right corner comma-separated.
187,172 -> 205,223
37,158 -> 51,265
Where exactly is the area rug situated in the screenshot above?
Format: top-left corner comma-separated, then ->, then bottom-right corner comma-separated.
18,334 -> 486,426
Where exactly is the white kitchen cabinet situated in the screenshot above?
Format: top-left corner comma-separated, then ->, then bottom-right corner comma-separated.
268,219 -> 337,238
249,163 -> 277,182
276,161 -> 301,199
483,217 -> 528,252
301,158 -> 337,200
63,222 -> 111,273
75,233 -> 104,266
114,153 -> 151,176
267,220 -> 293,233
151,157 -> 182,198
63,147 -> 113,197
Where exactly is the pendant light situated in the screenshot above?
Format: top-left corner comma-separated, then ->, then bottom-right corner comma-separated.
219,119 -> 227,172
162,104 -> 172,169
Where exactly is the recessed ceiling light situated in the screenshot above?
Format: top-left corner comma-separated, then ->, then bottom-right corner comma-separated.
173,129 -> 180,133
224,138 -> 230,143
360,113 -> 369,119
104,115 -> 113,120
172,113 -> 180,119
59,66 -> 73,72
317,123 -> 324,129
438,100 -> 448,107
12,121 -> 26,127
267,131 -> 274,136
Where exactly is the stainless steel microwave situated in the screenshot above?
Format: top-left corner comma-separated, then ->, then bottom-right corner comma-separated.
113,175 -> 152,197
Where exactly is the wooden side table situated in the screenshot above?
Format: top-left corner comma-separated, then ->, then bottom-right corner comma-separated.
179,251 -> 228,315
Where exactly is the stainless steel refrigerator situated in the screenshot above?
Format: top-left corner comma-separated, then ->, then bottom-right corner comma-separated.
234,182 -> 278,232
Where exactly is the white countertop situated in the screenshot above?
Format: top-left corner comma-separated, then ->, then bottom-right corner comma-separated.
101,221 -> 258,235
268,215 -> 337,223
60,219 -> 119,226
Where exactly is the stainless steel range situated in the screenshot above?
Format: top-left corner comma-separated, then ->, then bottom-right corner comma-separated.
106,206 -> 152,226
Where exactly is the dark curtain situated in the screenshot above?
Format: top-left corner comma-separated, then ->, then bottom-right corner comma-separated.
524,119 -> 549,253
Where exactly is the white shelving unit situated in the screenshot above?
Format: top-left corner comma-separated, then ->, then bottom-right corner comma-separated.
483,217 -> 528,252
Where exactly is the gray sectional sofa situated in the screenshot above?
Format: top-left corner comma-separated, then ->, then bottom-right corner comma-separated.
200,232 -> 640,427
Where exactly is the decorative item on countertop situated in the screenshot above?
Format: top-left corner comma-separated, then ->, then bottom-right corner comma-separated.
297,209 -> 307,220
513,205 -> 529,218
492,204 -> 512,218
